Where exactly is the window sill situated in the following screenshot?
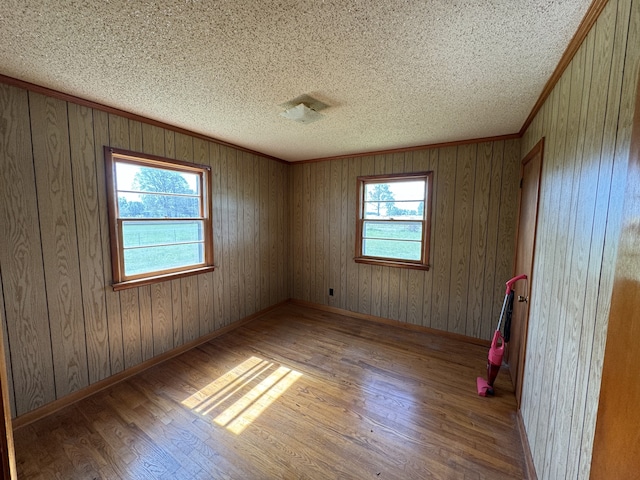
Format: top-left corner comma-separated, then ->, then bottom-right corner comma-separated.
112,265 -> 217,291
354,257 -> 430,271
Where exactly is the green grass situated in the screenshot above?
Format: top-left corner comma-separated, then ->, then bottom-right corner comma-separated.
362,222 -> 423,260
122,222 -> 204,276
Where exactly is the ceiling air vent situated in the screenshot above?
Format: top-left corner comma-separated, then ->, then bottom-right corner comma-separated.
280,94 -> 329,124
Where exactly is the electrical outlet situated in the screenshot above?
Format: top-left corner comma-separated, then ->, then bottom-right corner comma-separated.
329,288 -> 334,296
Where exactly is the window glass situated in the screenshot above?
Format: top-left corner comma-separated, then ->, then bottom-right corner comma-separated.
105,147 -> 214,289
356,173 -> 432,269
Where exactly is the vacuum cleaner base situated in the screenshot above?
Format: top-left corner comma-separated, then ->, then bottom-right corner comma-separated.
476,377 -> 494,397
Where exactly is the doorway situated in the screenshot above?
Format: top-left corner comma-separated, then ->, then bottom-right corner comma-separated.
507,139 -> 543,407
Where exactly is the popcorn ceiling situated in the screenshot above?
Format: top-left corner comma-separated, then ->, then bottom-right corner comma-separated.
0,0 -> 591,161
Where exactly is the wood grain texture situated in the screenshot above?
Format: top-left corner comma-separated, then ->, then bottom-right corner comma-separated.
93,109 -> 125,376
68,103 -> 111,385
466,142 -> 492,338
0,85 -> 55,416
259,157 -> 270,311
290,140 -> 521,340
226,147 -> 240,325
138,287 -> 153,362
517,1 -> 640,479
0,73 -> 285,165
13,304 -> 527,480
0,285 -> 16,420
242,153 -> 256,316
30,92 -> 89,398
210,143 -> 225,330
591,36 -> 640,480
448,144 -> 476,334
431,147 -> 457,332
218,145 -> 232,329
0,300 -> 17,479
480,141 -> 504,340
519,0 -> 611,135
329,159 -> 342,309
1,82 -> 290,420
194,137 -> 214,336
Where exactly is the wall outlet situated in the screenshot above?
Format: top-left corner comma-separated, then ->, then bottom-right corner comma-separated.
329,288 -> 334,296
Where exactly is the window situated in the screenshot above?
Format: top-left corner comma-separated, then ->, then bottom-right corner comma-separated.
105,147 -> 214,290
355,172 -> 433,270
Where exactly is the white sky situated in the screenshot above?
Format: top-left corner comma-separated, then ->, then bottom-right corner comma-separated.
386,180 -> 425,201
116,162 -> 198,200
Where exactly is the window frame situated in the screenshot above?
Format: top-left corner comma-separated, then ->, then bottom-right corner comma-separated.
355,172 -> 433,270
104,147 -> 215,291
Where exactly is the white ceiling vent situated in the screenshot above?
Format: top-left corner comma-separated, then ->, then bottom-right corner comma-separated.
280,94 -> 329,124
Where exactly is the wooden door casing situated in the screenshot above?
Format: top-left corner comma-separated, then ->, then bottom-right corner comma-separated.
508,139 -> 544,407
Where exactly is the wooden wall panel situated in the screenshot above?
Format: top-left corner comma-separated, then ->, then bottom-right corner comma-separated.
68,103 -> 110,384
210,143 -> 225,330
0,85 -> 56,416
197,139 -> 220,333
259,157 -> 269,311
329,160 -> 342,308
517,0 -> 640,478
30,93 -> 89,398
465,143 -> 492,338
0,83 -> 290,418
242,153 -> 256,315
480,142 -> 503,338
227,148 -> 240,324
346,158 -> 360,313
448,144 -> 476,334
93,109 -> 125,376
290,138 -> 520,339
0,286 -> 15,419
581,0 -> 637,476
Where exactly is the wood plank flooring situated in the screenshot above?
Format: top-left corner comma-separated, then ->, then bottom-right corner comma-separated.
14,304 -> 527,479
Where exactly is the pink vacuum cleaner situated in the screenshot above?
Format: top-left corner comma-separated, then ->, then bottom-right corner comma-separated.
477,274 -> 527,397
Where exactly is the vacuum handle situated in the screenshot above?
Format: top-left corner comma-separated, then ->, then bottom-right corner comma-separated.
505,274 -> 527,295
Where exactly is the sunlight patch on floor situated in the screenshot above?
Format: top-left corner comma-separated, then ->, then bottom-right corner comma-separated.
181,356 -> 302,434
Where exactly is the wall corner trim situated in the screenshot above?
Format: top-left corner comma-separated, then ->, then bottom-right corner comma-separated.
519,0 -> 610,135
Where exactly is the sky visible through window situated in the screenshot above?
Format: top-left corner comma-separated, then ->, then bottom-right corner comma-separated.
116,162 -> 198,201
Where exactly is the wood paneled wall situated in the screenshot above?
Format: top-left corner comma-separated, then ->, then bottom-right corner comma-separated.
290,140 -> 521,340
0,84 -> 290,418
519,0 -> 640,478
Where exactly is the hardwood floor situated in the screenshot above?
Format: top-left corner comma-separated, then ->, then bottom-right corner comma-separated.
14,304 -> 527,479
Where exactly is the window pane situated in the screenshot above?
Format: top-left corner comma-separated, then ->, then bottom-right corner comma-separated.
124,243 -> 205,276
363,221 -> 422,241
363,238 -> 421,261
118,193 -> 200,218
364,201 -> 424,219
116,163 -> 200,195
122,220 -> 204,248
382,180 -> 425,201
364,180 -> 425,220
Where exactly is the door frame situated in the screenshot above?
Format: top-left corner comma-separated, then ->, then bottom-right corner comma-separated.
511,138 -> 544,406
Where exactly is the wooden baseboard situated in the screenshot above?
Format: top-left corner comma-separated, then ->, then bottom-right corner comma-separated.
13,298 -> 490,430
517,410 -> 538,480
289,299 -> 491,347
11,300 -> 288,430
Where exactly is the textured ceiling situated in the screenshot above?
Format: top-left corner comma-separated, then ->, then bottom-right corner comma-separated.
0,0 -> 591,161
